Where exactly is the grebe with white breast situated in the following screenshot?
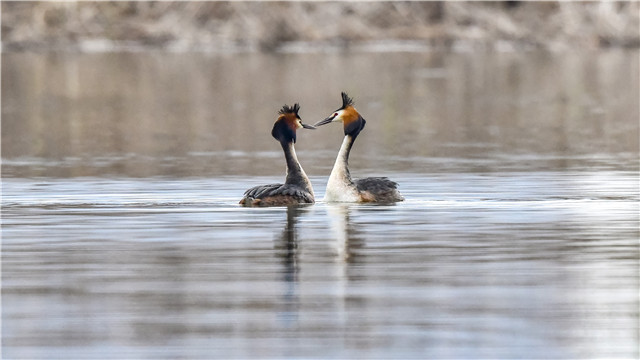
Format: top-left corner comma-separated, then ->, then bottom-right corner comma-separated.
314,92 -> 404,203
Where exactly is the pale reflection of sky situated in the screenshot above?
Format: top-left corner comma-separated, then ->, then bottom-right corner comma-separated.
2,50 -> 639,359
3,169 -> 638,359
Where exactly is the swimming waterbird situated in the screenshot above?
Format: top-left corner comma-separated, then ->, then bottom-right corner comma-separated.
240,103 -> 316,206
314,92 -> 404,203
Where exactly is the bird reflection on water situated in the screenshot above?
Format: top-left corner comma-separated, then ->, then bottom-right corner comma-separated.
273,203 -> 367,328
326,204 -> 365,263
274,205 -> 304,326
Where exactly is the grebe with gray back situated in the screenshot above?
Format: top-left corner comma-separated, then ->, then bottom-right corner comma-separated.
240,103 -> 316,206
314,92 -> 404,203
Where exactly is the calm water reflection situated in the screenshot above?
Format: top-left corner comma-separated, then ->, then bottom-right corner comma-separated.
2,50 -> 638,177
2,50 -> 639,359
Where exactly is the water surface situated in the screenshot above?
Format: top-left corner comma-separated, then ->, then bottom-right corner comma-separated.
2,50 -> 639,359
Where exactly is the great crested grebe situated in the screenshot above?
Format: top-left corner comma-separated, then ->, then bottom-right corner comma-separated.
314,92 -> 404,203
240,103 -> 316,206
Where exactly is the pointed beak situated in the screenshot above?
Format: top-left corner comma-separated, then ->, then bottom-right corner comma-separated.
314,115 -> 336,127
301,122 -> 316,130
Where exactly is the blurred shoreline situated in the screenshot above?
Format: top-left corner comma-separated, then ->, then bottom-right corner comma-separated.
2,1 -> 639,53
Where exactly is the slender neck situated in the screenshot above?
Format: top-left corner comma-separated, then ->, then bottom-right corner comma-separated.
281,141 -> 312,192
329,134 -> 356,183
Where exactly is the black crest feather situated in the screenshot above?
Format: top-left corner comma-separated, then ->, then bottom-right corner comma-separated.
279,103 -> 300,115
341,92 -> 354,109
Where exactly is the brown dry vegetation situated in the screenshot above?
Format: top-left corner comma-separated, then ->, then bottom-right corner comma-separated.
2,1 -> 639,52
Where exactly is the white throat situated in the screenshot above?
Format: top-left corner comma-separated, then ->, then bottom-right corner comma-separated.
324,135 -> 360,202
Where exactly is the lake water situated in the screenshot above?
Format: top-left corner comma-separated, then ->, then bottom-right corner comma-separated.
2,50 -> 639,359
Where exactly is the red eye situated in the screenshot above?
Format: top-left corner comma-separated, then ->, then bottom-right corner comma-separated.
334,113 -> 338,117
